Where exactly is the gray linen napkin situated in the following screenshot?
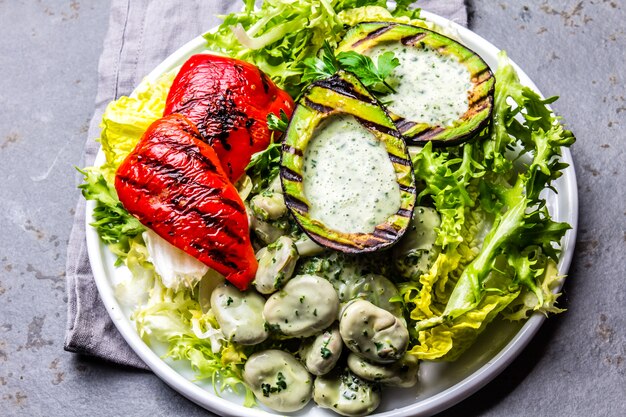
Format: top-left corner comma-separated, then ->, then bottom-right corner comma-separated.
64,0 -> 467,369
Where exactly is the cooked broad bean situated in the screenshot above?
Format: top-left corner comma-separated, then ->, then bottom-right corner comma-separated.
243,350 -> 312,412
198,269 -> 225,313
338,273 -> 403,318
347,352 -> 419,387
250,191 -> 287,220
300,325 -> 342,376
210,284 -> 268,345
250,215 -> 287,245
339,299 -> 409,363
313,368 -> 380,417
393,206 -> 441,280
254,236 -> 299,294
263,274 -> 339,337
294,234 -> 326,257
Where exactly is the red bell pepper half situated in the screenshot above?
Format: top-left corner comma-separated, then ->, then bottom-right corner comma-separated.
164,54 -> 294,182
115,114 -> 257,290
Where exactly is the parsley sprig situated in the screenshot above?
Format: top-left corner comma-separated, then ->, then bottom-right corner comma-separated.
301,41 -> 400,95
244,111 -> 290,193
266,109 -> 290,133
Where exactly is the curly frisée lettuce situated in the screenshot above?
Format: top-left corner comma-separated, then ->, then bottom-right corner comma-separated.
203,0 -> 423,96
79,167 -> 144,262
115,240 -> 255,405
400,52 -> 574,360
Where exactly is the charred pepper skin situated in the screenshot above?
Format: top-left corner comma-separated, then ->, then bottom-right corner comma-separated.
164,54 -> 294,182
115,114 -> 257,290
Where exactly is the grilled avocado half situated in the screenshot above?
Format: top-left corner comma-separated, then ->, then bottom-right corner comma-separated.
280,71 -> 416,253
337,21 -> 495,146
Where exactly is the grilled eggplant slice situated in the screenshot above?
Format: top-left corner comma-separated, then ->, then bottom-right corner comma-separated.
337,22 -> 494,146
280,71 -> 416,253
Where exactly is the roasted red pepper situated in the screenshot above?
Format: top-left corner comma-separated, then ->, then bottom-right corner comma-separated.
164,54 -> 294,182
115,114 -> 257,290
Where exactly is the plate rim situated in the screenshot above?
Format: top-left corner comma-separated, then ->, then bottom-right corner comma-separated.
85,10 -> 578,417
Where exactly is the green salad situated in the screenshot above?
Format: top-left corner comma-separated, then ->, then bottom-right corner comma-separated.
80,0 -> 574,414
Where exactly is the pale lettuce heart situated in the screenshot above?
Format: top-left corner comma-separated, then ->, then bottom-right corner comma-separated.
143,229 -> 209,290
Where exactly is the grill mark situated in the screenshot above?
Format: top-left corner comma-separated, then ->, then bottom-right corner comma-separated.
116,175 -> 152,195
315,77 -> 375,104
357,118 -> 398,137
207,249 -> 239,270
196,212 -> 243,242
119,172 -> 243,243
219,197 -> 246,214
394,118 -> 417,134
280,166 -> 303,183
189,244 -> 239,270
471,72 -> 495,91
401,32 -> 427,46
170,96 -> 209,117
470,67 -> 491,84
396,208 -> 413,218
139,156 -> 223,198
363,236 -> 386,248
388,153 -> 411,166
196,89 -> 248,151
142,157 -> 195,184
233,64 -> 244,75
284,194 -> 309,213
175,116 -> 204,142
414,126 -> 445,141
154,136 -> 219,173
373,226 -> 398,240
282,144 -> 304,156
304,98 -> 334,114
398,184 -> 416,194
173,204 -> 243,243
468,94 -> 492,111
353,24 -> 396,47
259,70 -> 271,94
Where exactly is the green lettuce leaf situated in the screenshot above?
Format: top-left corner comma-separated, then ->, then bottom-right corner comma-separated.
204,0 -> 345,96
403,52 -> 574,360
98,72 -> 175,183
338,5 -> 426,27
204,1 -> 423,97
503,258 -> 566,321
78,167 -> 144,261
409,290 -> 520,361
412,142 -> 484,249
420,53 -> 573,327
131,274 -> 254,404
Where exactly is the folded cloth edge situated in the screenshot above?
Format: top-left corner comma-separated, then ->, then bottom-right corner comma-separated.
64,0 -> 149,369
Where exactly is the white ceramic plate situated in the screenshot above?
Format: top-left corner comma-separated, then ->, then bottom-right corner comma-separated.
86,11 -> 578,417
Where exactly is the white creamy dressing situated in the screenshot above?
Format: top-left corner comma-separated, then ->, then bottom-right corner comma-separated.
367,43 -> 471,126
302,115 -> 401,234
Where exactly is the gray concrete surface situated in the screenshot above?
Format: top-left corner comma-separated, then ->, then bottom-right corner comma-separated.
0,1 -> 624,416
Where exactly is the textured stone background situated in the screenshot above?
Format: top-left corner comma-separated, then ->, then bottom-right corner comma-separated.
0,1 -> 624,416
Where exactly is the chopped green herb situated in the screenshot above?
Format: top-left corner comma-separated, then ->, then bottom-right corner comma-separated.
267,109 -> 289,133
